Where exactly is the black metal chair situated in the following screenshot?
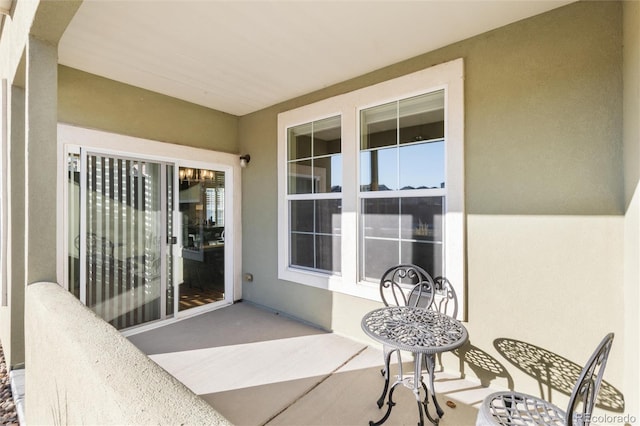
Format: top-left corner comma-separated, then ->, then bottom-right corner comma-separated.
377,264 -> 436,408
476,333 -> 615,426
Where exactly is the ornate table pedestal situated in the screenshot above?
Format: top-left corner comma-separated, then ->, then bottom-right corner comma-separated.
362,307 -> 468,426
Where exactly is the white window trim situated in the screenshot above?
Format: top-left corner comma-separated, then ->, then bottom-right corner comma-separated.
278,58 -> 465,318
56,123 -> 244,307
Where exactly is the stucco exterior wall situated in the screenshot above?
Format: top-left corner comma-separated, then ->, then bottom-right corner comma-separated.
0,0 -> 38,374
623,0 -> 640,419
25,281 -> 232,425
0,0 -> 37,86
239,0 -> 630,411
58,65 -> 239,153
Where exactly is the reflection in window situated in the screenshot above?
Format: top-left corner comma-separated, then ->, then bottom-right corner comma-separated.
287,116 -> 342,273
360,91 -> 445,280
360,91 -> 444,192
288,116 -> 342,194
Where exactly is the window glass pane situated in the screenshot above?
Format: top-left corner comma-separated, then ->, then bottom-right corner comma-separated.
313,116 -> 341,156
316,234 -> 341,273
316,199 -> 341,234
314,155 -> 342,193
360,147 -> 398,191
290,233 -> 314,268
360,90 -> 445,193
290,200 -> 314,232
362,197 -> 399,239
400,197 -> 444,242
361,102 -> 397,150
288,159 -> 314,194
361,195 -> 445,283
401,241 -> 442,278
362,239 -> 399,282
288,116 -> 341,196
290,199 -> 341,273
286,116 -> 341,275
288,123 -> 312,160
399,141 -> 444,190
330,155 -> 342,193
399,91 -> 444,145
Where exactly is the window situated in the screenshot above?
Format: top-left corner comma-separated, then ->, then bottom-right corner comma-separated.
360,91 -> 445,281
278,58 -> 464,313
286,116 -> 342,273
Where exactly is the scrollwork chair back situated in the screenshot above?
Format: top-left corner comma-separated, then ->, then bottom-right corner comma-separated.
567,332 -> 614,426
432,276 -> 458,318
476,333 -> 614,426
379,264 -> 435,309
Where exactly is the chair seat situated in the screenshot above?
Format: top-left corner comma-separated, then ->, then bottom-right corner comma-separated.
477,391 -> 566,426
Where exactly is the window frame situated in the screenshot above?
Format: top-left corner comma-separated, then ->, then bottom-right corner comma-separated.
277,58 -> 465,317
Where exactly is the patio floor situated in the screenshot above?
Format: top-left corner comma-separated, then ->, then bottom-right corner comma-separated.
128,302 -> 493,426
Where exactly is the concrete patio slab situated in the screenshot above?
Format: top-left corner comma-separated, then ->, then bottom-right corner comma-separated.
129,302 -> 485,426
267,347 -> 483,426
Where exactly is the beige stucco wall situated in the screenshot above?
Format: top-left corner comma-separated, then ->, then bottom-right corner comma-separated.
0,0 -> 38,374
0,0 -> 633,420
0,0 -> 81,370
623,0 -> 640,419
239,0 -> 631,413
25,281 -> 232,425
58,65 -> 239,153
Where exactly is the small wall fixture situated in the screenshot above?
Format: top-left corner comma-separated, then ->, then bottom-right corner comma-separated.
239,154 -> 251,168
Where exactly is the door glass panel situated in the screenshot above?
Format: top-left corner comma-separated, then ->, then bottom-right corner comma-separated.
178,167 -> 225,311
67,153 -> 81,299
85,155 -> 164,329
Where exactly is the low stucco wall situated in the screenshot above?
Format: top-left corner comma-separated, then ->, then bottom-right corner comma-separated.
25,282 -> 232,425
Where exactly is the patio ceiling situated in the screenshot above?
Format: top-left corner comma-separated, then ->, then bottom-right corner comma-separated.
58,1 -> 574,117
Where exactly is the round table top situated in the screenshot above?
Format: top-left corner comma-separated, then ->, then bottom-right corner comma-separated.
361,306 -> 468,354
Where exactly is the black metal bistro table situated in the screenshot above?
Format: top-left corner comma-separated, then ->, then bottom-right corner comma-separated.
362,306 -> 468,426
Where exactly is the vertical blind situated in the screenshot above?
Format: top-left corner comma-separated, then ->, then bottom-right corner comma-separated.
82,154 -> 163,330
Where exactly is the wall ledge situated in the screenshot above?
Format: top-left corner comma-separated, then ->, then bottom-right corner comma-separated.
25,282 -> 232,425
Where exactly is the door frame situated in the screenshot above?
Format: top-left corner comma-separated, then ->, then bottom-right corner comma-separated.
57,123 -> 243,331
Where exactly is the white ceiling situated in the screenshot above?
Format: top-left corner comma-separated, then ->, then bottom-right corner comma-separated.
58,1 -> 573,117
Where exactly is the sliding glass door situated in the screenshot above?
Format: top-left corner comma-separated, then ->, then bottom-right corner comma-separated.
176,167 -> 226,312
69,151 -> 172,329
61,123 -> 240,332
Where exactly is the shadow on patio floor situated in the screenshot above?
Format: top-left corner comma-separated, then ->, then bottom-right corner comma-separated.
129,302 -> 488,426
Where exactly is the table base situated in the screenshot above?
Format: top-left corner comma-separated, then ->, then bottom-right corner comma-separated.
369,353 -> 444,426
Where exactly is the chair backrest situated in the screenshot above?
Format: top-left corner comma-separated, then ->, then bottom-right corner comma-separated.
379,264 -> 435,308
431,276 -> 458,318
567,333 -> 614,426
